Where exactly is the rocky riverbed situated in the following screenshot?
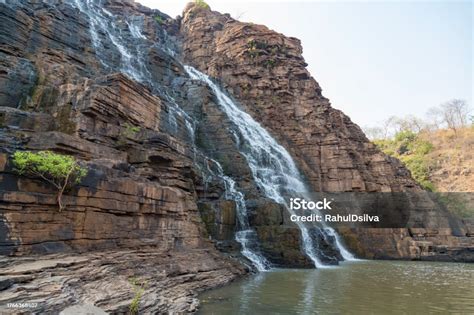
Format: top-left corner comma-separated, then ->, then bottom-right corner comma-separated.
0,249 -> 246,313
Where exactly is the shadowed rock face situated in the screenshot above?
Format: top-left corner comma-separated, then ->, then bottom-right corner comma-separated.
0,0 -> 473,312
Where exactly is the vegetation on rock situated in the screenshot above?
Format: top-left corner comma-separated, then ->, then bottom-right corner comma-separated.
124,123 -> 141,135
374,131 -> 435,191
194,0 -> 210,10
365,98 -> 472,192
129,277 -> 147,315
373,126 -> 474,192
154,15 -> 164,24
118,123 -> 141,146
12,151 -> 87,211
422,127 -> 474,192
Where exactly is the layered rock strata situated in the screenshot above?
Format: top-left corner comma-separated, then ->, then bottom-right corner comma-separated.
0,249 -> 245,314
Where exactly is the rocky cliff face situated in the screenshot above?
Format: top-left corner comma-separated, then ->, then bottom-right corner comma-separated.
0,0 -> 472,312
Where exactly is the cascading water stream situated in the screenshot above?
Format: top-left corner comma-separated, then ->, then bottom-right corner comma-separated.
184,66 -> 355,267
205,159 -> 272,271
73,1 -> 135,80
71,1 -> 192,137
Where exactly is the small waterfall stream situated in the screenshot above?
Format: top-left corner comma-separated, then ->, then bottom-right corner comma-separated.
184,66 -> 354,267
205,159 -> 272,271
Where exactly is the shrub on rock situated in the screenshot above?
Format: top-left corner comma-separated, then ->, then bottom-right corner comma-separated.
12,150 -> 87,211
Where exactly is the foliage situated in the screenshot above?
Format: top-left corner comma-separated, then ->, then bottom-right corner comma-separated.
246,40 -> 259,59
129,277 -> 147,315
265,59 -> 276,69
194,0 -> 210,9
246,40 -> 280,69
118,123 -> 141,146
12,151 -> 87,211
124,123 -> 141,134
400,155 -> 435,191
374,131 -> 435,191
247,40 -> 268,51
154,15 -> 164,24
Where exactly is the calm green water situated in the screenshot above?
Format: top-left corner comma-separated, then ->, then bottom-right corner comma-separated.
198,261 -> 474,314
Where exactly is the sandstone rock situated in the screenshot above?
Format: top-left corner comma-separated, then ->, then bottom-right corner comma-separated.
198,200 -> 237,241
0,2 -> 255,312
60,304 -> 108,315
0,249 -> 246,314
247,199 -> 284,226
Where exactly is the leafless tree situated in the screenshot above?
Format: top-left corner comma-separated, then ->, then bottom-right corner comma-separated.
426,106 -> 443,130
439,99 -> 470,134
233,10 -> 246,20
393,115 -> 426,133
363,126 -> 384,140
381,116 -> 399,139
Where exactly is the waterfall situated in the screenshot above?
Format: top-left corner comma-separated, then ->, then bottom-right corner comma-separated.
71,0 -> 192,139
184,66 -> 355,266
71,0 -> 148,82
68,0 -> 353,268
206,159 -> 272,271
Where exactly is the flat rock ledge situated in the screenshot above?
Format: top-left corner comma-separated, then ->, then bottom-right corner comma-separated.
0,249 -> 247,314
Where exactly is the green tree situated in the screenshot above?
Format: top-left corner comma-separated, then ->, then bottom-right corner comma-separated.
194,0 -> 210,9
12,151 -> 87,211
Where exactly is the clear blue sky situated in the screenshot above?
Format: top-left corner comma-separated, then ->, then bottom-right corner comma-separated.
138,0 -> 472,128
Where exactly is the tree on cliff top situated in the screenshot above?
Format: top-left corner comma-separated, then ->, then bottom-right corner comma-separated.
12,151 -> 87,211
194,0 -> 210,10
438,99 -> 471,134
364,99 -> 471,140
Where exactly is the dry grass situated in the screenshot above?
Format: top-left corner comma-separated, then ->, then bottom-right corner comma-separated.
420,127 -> 474,192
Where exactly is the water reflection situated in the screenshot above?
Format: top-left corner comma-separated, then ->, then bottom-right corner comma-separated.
199,261 -> 474,314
